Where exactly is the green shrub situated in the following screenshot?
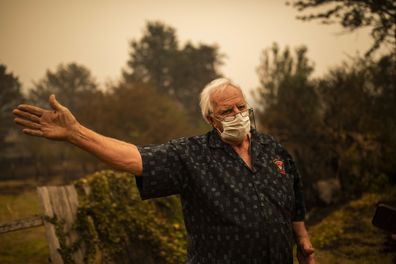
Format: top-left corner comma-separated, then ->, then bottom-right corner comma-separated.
71,170 -> 187,264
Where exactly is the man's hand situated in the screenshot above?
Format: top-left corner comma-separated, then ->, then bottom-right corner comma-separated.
293,221 -> 315,264
13,95 -> 79,141
296,236 -> 315,264
13,94 -> 143,174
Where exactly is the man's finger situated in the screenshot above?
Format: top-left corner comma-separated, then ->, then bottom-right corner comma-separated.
17,104 -> 44,117
304,247 -> 314,255
298,239 -> 315,256
49,95 -> 65,111
308,254 -> 315,260
15,117 -> 42,130
22,128 -> 44,137
13,109 -> 40,123
306,253 -> 315,264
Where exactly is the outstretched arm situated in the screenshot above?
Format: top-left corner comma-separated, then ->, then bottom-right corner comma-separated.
13,95 -> 143,175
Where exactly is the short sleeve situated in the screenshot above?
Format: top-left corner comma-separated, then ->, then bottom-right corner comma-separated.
284,152 -> 306,221
135,142 -> 185,200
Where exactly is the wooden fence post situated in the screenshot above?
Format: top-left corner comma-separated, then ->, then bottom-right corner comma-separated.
37,185 -> 84,264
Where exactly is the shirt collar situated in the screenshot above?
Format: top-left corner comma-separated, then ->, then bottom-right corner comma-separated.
208,129 -> 225,148
252,129 -> 272,146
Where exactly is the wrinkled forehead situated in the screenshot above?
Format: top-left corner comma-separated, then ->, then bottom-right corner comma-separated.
210,85 -> 246,109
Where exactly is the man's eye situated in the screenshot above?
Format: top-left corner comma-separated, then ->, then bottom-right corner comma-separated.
221,109 -> 233,115
237,105 -> 246,110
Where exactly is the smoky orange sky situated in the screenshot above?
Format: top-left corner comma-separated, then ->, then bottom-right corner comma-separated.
1,0 -> 375,101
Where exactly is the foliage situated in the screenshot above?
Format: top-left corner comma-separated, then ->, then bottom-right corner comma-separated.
4,23 -> 214,182
123,22 -> 178,94
255,42 -> 395,204
0,65 -> 23,152
255,43 -> 318,129
72,170 -> 187,264
99,82 -> 197,145
46,215 -> 77,264
28,63 -> 102,128
20,61 -> 199,182
254,43 -> 323,206
318,53 -> 396,197
309,188 -> 396,263
123,21 -> 223,120
288,0 -> 396,56
23,63 -> 105,180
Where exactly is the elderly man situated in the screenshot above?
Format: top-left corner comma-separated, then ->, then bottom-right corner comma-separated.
13,78 -> 314,263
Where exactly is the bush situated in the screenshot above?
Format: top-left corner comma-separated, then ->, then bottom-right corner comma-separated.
72,170 -> 186,263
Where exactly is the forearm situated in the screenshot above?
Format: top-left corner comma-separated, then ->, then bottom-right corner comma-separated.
293,221 -> 315,263
292,221 -> 310,241
68,123 -> 143,175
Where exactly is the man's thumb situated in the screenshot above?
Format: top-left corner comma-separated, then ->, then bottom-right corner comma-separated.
303,245 -> 315,255
49,94 -> 64,111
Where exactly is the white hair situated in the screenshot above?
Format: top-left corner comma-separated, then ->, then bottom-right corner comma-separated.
199,78 -> 246,124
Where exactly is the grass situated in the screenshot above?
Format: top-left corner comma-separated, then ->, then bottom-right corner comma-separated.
0,188 -> 49,264
308,188 -> 396,263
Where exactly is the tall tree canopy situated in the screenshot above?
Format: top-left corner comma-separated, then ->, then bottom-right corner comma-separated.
23,63 -> 104,179
0,65 -> 23,150
288,0 -> 396,55
123,21 -> 223,120
255,43 -> 319,140
29,63 -> 102,129
255,43 -> 395,203
123,22 -> 178,94
254,43 -> 322,206
318,53 -> 396,195
22,62 -> 198,180
100,83 -> 196,145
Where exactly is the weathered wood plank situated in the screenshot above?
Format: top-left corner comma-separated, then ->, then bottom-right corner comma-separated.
37,186 -> 63,264
64,185 -> 85,263
0,215 -> 43,234
37,185 -> 86,264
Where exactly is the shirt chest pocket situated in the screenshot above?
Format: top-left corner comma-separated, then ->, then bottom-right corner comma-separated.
266,158 -> 295,212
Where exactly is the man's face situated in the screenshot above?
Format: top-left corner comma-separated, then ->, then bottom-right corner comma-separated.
208,85 -> 247,132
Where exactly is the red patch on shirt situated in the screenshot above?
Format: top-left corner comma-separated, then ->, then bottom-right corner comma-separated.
273,159 -> 286,175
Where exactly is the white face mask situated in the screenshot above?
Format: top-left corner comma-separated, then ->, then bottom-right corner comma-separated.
217,112 -> 250,144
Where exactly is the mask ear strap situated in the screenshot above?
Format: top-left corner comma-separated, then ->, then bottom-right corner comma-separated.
214,126 -> 223,135
249,108 -> 257,130
207,115 -> 213,124
213,119 -> 223,133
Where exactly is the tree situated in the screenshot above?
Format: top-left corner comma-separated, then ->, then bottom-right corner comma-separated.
318,53 -> 396,195
255,43 -> 319,139
254,43 -> 323,207
0,65 -> 23,151
123,21 -> 223,121
26,63 -> 104,180
170,43 -> 223,118
100,82 -> 196,145
123,21 -> 179,94
288,0 -> 396,55
29,63 -> 101,126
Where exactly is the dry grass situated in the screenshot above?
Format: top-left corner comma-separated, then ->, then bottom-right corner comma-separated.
0,188 -> 49,264
308,189 -> 396,264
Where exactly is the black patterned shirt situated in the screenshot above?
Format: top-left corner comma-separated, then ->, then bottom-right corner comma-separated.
136,129 -> 306,264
